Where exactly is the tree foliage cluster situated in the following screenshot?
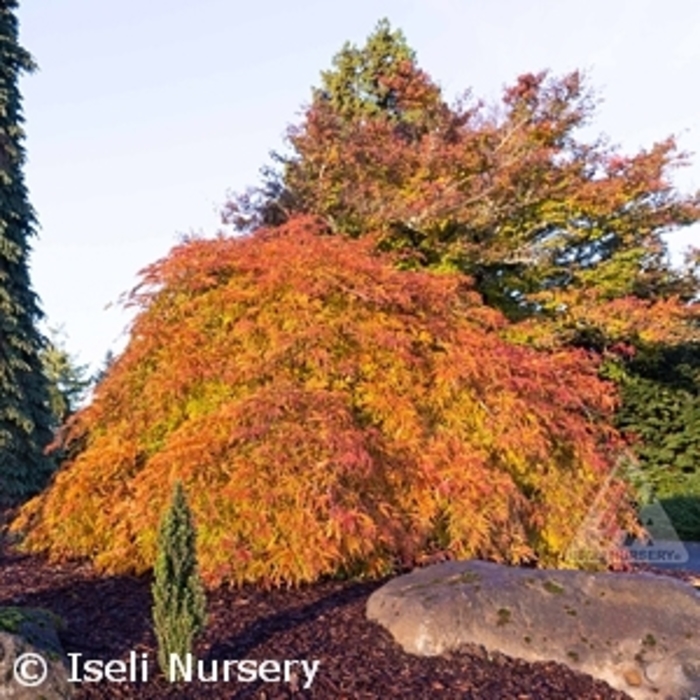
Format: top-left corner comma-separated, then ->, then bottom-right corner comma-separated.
226,18 -> 700,537
11,218 -> 641,587
39,326 -> 92,432
603,342 -> 700,539
10,19 -> 700,582
227,21 -> 700,328
0,0 -> 56,506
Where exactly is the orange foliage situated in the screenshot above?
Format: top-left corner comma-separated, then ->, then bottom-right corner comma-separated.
505,289 -> 700,352
12,216 -> 638,588
231,60 -> 699,340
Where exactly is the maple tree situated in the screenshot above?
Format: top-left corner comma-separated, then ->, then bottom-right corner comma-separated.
226,21 -> 700,336
11,20 -> 699,587
227,19 -> 449,233
11,217 -> 640,588
225,20 -> 700,539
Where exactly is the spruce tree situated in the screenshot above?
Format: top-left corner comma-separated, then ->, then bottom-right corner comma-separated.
151,481 -> 207,678
0,0 -> 55,506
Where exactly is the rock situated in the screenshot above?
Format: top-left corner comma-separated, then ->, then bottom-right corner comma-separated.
0,606 -> 74,698
366,559 -> 700,700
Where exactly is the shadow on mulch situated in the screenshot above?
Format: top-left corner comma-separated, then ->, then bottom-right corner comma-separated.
0,547 -> 156,659
205,576 -> 381,660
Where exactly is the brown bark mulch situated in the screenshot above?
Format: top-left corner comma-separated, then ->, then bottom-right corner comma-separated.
5,510 -> 690,699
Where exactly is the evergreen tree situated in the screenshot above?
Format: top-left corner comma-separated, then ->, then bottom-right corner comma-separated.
314,18 -> 443,129
223,19 -> 448,233
89,348 -> 115,390
39,325 -> 91,431
0,0 -> 55,506
151,481 -> 207,678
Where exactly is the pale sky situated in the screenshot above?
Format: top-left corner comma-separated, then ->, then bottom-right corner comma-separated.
17,0 -> 700,374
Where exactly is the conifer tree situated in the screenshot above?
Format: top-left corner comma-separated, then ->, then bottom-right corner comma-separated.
0,0 -> 55,506
151,481 -> 207,677
40,325 -> 91,430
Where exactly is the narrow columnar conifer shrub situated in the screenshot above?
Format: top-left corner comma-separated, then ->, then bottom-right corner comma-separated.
151,481 -> 206,677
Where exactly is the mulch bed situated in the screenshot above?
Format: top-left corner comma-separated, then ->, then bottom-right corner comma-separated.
3,508 -> 695,699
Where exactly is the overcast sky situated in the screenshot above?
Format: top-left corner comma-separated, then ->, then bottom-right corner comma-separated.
17,0 -> 700,373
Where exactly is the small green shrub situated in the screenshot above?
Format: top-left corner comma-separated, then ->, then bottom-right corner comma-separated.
151,481 -> 207,678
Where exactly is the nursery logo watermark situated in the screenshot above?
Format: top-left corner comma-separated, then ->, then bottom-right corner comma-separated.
165,653 -> 320,687
14,651 -> 320,690
13,652 -> 48,688
564,451 -> 689,567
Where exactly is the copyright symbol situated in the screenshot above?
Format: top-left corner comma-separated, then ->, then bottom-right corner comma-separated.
14,652 -> 48,687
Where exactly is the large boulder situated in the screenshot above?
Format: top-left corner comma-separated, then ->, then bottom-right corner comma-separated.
366,560 -> 700,700
0,606 -> 74,699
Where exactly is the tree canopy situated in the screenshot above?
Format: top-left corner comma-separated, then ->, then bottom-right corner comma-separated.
226,20 -> 700,335
11,19 -> 700,583
224,23 -> 700,532
11,217 -> 639,587
0,0 -> 56,506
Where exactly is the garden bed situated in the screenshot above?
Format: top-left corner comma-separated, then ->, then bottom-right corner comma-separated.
0,515 -> 660,699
